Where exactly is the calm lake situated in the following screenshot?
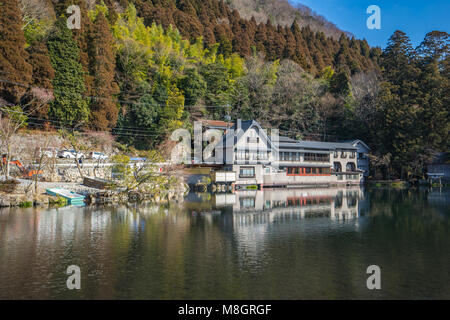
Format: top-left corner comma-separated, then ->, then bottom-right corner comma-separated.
0,187 -> 449,299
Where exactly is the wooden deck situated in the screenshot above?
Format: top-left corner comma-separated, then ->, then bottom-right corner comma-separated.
46,188 -> 85,205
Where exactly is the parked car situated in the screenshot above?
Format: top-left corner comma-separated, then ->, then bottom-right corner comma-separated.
89,152 -> 108,160
58,149 -> 85,159
37,147 -> 58,158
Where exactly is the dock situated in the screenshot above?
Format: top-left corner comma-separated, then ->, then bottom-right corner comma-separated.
46,188 -> 85,205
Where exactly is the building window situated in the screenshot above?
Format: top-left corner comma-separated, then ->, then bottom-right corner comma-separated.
304,153 -> 330,162
346,162 -> 356,172
350,152 -> 356,159
245,150 -> 249,160
341,151 -> 347,158
334,151 -> 339,158
334,162 -> 342,173
358,153 -> 365,159
257,150 -> 268,160
286,167 -> 331,176
240,197 -> 255,208
240,167 -> 255,178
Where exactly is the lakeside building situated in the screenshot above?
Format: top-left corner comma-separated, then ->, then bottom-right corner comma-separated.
210,120 -> 369,188
337,140 -> 371,177
427,152 -> 450,184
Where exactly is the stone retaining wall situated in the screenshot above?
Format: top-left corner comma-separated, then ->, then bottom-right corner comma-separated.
43,165 -> 112,183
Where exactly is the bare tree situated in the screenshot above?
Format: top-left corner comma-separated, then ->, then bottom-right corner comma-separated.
0,106 -> 28,179
111,151 -> 177,196
58,129 -> 89,180
351,71 -> 380,126
24,135 -> 55,194
369,153 -> 392,180
19,0 -> 55,29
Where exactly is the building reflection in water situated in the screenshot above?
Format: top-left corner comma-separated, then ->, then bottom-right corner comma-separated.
215,187 -> 369,219
199,187 -> 369,265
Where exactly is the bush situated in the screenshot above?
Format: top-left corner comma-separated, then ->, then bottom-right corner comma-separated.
0,179 -> 20,193
49,196 -> 68,207
19,201 -> 33,208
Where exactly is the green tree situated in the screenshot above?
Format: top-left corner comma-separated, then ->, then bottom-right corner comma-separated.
329,69 -> 350,96
200,62 -> 231,118
47,18 -> 89,126
178,68 -> 206,106
378,31 -> 423,178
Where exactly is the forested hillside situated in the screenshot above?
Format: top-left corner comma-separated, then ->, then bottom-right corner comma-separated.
0,0 -> 448,179
227,0 -> 347,39
130,0 -> 380,75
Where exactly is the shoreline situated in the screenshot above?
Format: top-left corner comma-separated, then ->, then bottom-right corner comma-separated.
0,180 -> 188,208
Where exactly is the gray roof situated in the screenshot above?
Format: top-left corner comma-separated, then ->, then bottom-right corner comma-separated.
278,136 -> 298,143
217,120 -> 358,151
337,139 -> 371,150
279,140 -> 357,151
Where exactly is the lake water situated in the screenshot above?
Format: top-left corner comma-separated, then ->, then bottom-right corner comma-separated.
0,187 -> 449,299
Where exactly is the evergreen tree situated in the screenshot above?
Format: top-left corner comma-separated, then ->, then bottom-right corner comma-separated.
254,23 -> 267,54
283,26 -> 296,59
47,18 -> 89,126
178,68 -> 206,106
329,69 -> 350,96
0,0 -> 33,104
55,0 -> 94,96
90,11 -> 120,130
416,31 -> 450,151
379,31 -> 422,177
24,41 -> 55,119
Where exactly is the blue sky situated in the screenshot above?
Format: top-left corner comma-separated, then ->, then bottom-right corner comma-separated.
289,0 -> 450,48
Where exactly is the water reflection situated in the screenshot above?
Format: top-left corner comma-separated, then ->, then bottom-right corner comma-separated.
0,187 -> 449,299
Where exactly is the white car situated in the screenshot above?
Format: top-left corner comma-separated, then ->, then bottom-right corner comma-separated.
90,152 -> 108,160
38,148 -> 58,158
58,149 -> 85,159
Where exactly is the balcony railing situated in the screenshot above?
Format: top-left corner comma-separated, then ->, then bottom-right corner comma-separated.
304,156 -> 330,162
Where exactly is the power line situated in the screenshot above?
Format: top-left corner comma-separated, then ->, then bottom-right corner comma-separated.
0,76 -> 337,140
0,76 -> 229,109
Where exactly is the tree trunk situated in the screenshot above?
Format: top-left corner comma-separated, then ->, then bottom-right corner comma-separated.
5,144 -> 11,180
74,158 -> 84,180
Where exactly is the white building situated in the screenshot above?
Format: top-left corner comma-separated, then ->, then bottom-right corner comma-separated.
211,120 -> 370,188
338,140 -> 371,177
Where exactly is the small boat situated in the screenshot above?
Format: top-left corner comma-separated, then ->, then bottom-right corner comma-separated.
46,188 -> 85,205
